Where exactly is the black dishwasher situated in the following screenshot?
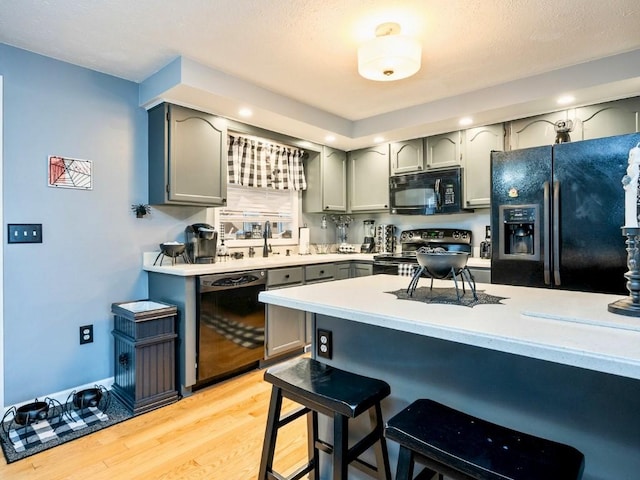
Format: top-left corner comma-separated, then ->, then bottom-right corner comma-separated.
196,270 -> 266,387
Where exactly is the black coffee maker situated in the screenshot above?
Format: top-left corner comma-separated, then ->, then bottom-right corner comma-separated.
185,223 -> 217,263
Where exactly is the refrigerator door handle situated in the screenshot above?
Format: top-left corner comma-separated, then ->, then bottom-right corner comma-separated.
553,180 -> 561,286
543,181 -> 551,285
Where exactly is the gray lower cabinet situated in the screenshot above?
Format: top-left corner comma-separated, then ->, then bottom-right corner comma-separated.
468,267 -> 490,284
148,103 -> 227,206
352,262 -> 373,277
305,263 -> 336,283
265,261 -> 373,359
265,267 -> 306,359
335,262 -> 351,280
334,261 -> 372,279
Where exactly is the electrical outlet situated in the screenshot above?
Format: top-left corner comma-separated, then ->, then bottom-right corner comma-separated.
317,329 -> 332,359
79,325 -> 93,344
8,224 -> 43,243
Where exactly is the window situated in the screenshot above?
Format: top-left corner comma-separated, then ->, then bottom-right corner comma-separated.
214,183 -> 300,247
214,132 -> 306,247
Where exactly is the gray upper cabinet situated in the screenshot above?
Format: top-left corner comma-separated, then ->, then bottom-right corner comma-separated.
148,103 -> 227,206
507,111 -> 569,150
348,144 -> 390,212
508,98 -> 640,150
303,146 -> 347,213
390,138 -> 424,174
573,97 -> 640,140
425,131 -> 462,169
462,124 -> 504,208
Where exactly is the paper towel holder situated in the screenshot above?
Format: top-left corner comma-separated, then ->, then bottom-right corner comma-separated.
299,225 -> 311,255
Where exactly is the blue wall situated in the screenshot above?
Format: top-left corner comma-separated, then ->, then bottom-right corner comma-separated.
1,44 -> 205,404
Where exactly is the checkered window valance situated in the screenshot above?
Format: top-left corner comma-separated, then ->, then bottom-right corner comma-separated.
227,134 -> 307,191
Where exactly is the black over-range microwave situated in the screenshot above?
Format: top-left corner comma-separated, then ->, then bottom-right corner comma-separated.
389,167 -> 465,215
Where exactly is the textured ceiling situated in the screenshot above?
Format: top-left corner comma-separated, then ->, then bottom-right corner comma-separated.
1,0 -> 640,148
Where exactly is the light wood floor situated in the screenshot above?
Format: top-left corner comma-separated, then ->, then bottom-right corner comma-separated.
1,365 -> 309,480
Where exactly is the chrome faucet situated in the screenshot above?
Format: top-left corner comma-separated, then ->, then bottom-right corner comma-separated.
263,221 -> 271,257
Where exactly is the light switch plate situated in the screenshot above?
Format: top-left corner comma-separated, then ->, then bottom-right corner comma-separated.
8,224 -> 43,244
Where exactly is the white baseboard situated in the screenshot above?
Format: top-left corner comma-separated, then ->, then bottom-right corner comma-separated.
2,377 -> 115,416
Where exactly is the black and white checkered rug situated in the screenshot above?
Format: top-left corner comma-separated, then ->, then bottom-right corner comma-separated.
1,393 -> 131,463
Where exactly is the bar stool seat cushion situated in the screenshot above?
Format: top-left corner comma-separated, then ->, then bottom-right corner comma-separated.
264,357 -> 391,418
386,399 -> 584,480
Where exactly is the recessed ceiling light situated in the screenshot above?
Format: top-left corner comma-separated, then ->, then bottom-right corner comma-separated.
459,117 -> 473,126
238,107 -> 253,117
557,95 -> 575,105
374,136 -> 385,143
325,135 -> 336,143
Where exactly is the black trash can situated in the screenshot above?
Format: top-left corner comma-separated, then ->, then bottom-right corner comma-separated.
111,300 -> 179,415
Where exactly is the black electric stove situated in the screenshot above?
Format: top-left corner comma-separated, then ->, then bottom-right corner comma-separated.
373,228 -> 472,275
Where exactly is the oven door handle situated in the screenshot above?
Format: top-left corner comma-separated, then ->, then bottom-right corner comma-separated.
200,273 -> 266,292
374,260 -> 406,267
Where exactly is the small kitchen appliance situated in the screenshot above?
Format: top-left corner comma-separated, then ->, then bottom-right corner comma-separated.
389,168 -> 466,215
361,219 -> 376,253
185,223 -> 218,264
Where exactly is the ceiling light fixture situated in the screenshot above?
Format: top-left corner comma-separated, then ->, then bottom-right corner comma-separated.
358,22 -> 421,82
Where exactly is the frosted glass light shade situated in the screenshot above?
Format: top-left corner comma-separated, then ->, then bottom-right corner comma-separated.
358,34 -> 421,81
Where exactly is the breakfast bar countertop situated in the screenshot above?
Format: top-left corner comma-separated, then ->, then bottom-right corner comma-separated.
258,274 -> 640,380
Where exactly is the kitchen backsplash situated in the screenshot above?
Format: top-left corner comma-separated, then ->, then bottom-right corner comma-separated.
300,209 -> 490,255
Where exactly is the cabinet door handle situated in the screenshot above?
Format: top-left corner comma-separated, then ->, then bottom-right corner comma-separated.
319,270 -> 324,275
284,274 -> 290,279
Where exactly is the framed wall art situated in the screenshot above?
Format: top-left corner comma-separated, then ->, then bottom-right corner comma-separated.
48,155 -> 93,190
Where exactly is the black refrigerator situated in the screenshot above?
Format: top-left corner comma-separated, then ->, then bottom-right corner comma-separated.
491,132 -> 640,295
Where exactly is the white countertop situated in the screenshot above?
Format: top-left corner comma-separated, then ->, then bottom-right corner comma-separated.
258,274 -> 640,380
143,252 -> 375,275
142,251 -> 491,276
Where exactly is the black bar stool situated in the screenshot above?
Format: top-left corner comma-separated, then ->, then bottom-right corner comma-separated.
258,357 -> 392,480
385,399 -> 584,480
